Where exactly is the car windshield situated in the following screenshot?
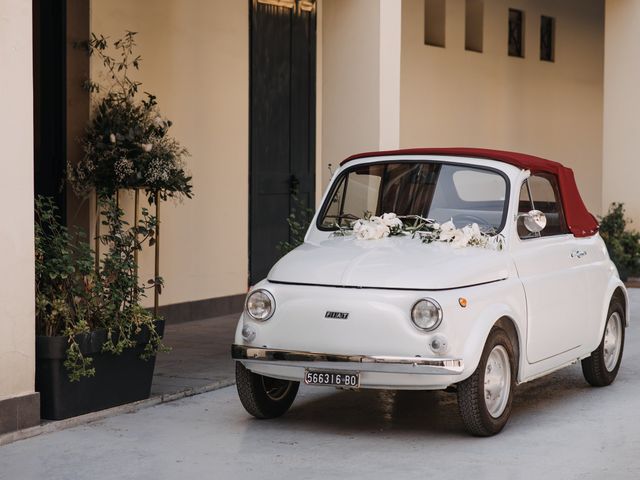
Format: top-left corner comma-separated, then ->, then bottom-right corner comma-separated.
319,161 -> 508,231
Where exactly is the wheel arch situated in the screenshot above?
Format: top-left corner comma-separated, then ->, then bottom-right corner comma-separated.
599,280 -> 628,334
588,280 -> 629,354
494,316 -> 521,380
461,303 -> 526,383
611,285 -> 629,327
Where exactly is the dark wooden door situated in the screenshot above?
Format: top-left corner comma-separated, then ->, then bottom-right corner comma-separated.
249,0 -> 316,285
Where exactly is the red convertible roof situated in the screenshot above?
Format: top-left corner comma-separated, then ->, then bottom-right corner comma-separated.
341,147 -> 598,237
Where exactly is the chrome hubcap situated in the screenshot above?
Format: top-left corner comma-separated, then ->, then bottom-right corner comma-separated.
603,312 -> 623,372
261,376 -> 291,401
484,345 -> 511,418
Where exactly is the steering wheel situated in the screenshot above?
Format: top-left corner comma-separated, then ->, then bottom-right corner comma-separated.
451,214 -> 493,231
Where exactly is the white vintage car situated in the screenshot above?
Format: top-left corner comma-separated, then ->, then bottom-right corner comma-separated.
232,148 -> 628,436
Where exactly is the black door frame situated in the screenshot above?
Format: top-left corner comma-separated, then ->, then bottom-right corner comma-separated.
33,0 -> 67,222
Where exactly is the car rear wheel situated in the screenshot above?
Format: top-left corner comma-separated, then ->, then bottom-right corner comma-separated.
235,362 -> 299,419
581,299 -> 625,387
457,328 -> 516,436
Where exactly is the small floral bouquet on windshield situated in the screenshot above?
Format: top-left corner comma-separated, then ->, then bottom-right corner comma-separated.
351,212 -> 404,240
334,212 -> 504,250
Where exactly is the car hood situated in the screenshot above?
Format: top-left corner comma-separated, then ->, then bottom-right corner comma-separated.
268,236 -> 511,290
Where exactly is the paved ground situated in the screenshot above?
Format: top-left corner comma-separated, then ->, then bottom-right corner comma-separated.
2,291 -> 640,480
151,313 -> 238,395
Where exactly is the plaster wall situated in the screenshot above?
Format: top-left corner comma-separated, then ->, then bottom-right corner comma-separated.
0,0 -> 36,400
603,0 -> 640,224
401,0 -> 605,214
91,0 -> 249,307
320,0 -> 402,190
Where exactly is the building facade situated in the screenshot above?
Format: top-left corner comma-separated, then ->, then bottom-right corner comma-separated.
1,0 -> 639,435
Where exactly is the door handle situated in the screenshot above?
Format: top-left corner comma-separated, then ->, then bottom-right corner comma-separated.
571,250 -> 587,259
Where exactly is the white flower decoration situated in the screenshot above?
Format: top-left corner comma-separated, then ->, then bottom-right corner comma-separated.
353,218 -> 390,240
109,133 -> 116,144
141,143 -> 153,152
341,212 -> 501,250
380,212 -> 403,232
438,220 -> 457,242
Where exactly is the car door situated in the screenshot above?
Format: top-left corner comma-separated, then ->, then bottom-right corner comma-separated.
511,174 -> 591,364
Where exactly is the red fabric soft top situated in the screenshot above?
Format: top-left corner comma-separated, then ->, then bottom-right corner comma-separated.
340,147 -> 598,237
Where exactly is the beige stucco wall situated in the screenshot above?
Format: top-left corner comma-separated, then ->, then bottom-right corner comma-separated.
320,0 -> 402,189
603,0 -> 640,225
91,0 -> 249,307
401,0 -> 605,214
322,0 -> 381,177
0,0 -> 36,400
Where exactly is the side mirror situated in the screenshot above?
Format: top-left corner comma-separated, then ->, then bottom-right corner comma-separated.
519,209 -> 547,233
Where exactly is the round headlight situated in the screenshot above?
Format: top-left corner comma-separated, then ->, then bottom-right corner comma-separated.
411,298 -> 443,331
245,289 -> 275,321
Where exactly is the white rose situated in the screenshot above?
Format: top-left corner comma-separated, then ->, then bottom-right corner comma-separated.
451,233 -> 469,248
469,223 -> 482,238
438,220 -> 457,241
142,143 -> 153,152
353,219 -> 365,235
109,133 -> 116,144
353,218 -> 389,240
375,223 -> 390,238
380,212 -> 403,229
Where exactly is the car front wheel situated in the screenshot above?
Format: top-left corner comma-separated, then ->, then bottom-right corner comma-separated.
457,328 -> 516,436
581,299 -> 625,387
235,362 -> 299,419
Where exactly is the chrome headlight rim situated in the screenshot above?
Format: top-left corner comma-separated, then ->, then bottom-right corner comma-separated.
245,289 -> 276,321
410,297 -> 443,332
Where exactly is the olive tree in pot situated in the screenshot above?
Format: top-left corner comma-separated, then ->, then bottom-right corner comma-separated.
36,32 -> 193,420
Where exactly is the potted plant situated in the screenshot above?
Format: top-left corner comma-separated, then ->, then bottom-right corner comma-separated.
35,32 -> 193,419
35,197 -> 165,419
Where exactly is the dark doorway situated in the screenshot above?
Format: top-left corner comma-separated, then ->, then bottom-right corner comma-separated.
33,0 -> 67,221
249,0 -> 317,285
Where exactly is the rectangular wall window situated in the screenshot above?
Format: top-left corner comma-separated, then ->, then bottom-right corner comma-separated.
424,0 -> 446,48
465,0 -> 483,52
508,8 -> 524,57
540,15 -> 555,62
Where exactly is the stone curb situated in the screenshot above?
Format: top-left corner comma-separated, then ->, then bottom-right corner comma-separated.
0,379 -> 236,447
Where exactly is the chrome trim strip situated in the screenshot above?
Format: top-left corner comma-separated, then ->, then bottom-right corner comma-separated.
266,278 -> 507,292
231,345 -> 464,375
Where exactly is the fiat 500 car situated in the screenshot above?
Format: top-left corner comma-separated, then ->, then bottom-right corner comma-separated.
231,147 -> 628,436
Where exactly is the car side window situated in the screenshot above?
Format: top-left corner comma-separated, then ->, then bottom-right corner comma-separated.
517,174 -> 569,239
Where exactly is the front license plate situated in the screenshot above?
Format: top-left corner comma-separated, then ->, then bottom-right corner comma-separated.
304,369 -> 360,388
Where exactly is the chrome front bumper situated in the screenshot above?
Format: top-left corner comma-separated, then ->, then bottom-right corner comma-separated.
231,345 -> 465,375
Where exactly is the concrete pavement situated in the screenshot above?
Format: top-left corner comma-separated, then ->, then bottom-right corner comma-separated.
1,291 -> 639,480
152,313 -> 238,396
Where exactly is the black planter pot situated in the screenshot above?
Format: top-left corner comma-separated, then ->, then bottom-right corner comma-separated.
36,320 -> 165,420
